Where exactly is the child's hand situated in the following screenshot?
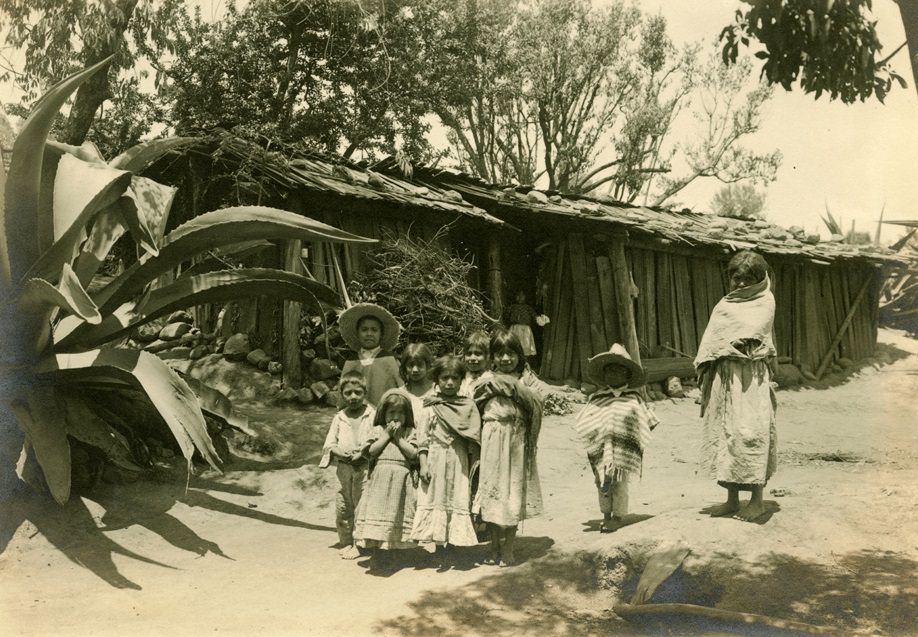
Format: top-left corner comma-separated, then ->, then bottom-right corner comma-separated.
420,466 -> 431,483
386,422 -> 402,438
349,449 -> 364,462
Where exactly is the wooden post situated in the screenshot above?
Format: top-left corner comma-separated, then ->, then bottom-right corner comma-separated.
609,232 -> 642,369
815,273 -> 873,380
282,239 -> 303,388
487,235 -> 503,320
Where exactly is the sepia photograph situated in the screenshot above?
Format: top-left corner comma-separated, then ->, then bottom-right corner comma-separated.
0,1 -> 916,635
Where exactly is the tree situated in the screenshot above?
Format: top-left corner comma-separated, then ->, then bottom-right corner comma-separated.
720,0 -> 914,103
0,0 -> 186,148
163,0 -> 434,161
415,0 -> 780,206
711,183 -> 768,219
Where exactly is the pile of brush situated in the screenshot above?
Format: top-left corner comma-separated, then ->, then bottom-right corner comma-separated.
348,229 -> 498,355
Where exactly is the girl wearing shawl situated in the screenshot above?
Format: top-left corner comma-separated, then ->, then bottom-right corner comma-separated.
411,356 -> 481,552
473,329 -> 543,567
695,250 -> 778,522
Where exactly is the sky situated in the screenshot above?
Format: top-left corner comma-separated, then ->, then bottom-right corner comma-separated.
2,0 -> 915,242
633,0 -> 918,242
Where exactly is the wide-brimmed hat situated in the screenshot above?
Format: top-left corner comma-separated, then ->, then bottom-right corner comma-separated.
339,303 -> 401,351
586,343 -> 645,388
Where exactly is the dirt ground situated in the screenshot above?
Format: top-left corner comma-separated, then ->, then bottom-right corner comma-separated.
2,329 -> 917,637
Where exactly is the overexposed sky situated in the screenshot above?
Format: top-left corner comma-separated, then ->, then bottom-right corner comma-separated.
637,0 -> 918,242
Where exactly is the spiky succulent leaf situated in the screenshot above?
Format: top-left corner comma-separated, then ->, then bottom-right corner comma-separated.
19,262 -> 101,324
12,387 -> 71,504
57,268 -> 337,350
94,206 -> 374,313
2,56 -> 114,285
33,348 -> 221,471
110,136 -> 197,173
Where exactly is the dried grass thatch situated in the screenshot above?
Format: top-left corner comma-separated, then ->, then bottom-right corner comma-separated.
348,228 -> 498,355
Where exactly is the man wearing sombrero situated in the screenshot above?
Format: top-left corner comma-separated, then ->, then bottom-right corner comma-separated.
574,344 -> 659,532
339,303 -> 404,407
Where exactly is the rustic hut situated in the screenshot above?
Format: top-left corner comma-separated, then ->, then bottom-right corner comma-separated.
381,164 -> 907,385
143,134 -> 505,388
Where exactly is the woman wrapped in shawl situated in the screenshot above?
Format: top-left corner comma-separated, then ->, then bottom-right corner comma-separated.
695,250 -> 778,522
411,356 -> 481,553
472,329 -> 543,567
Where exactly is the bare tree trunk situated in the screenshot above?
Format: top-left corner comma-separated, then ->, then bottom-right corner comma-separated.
61,0 -> 139,145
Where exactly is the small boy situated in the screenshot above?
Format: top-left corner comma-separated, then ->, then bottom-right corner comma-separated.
320,370 -> 376,559
575,344 -> 659,533
338,303 -> 403,407
459,330 -> 492,398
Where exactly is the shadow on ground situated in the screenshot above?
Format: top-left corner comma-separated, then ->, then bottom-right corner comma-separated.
0,472 -> 335,590
618,549 -> 918,635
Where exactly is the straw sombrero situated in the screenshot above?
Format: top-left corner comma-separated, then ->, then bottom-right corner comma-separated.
586,343 -> 645,388
338,303 -> 401,351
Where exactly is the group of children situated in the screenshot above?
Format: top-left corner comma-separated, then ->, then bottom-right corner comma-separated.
321,248 -> 779,567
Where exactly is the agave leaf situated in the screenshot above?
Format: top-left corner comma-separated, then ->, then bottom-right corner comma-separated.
179,373 -> 254,436
33,348 -> 221,471
3,56 -> 114,284
25,154 -> 132,285
177,240 -> 273,280
57,268 -> 337,350
71,201 -> 126,286
125,175 -> 176,248
60,390 -> 142,472
119,191 -> 159,257
94,206 -> 375,313
110,136 -> 197,173
11,388 -> 71,504
38,142 -> 109,249
46,140 -> 107,164
19,262 -> 101,325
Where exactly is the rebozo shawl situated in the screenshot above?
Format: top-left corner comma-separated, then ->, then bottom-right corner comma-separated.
473,373 -> 543,452
694,274 -> 777,369
422,394 -> 482,445
574,389 -> 656,481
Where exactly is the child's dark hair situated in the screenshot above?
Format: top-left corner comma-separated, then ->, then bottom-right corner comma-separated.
463,330 -> 490,356
727,250 -> 768,284
339,370 -> 367,392
431,355 -> 466,381
374,392 -> 415,429
400,342 -> 434,378
490,328 -> 527,374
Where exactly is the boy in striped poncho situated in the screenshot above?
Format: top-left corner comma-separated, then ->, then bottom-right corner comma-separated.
575,344 -> 659,532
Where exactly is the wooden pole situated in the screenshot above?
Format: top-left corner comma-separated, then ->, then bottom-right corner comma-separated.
815,273 -> 873,380
282,239 -> 303,388
609,232 -> 642,369
487,235 -> 503,320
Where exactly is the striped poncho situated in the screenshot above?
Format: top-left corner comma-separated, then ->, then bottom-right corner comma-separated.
574,388 -> 658,481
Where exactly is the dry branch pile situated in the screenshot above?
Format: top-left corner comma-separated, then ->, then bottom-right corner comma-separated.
348,230 -> 497,355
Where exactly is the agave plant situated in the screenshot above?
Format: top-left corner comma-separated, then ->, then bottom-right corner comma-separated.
0,57 -> 374,504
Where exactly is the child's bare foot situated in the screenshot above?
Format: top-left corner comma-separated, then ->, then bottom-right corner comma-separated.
709,501 -> 740,517
734,500 -> 766,522
338,544 -> 361,560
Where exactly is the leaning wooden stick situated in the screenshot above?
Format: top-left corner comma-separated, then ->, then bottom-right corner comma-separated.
815,274 -> 872,380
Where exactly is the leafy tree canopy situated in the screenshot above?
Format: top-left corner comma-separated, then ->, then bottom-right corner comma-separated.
711,183 -> 768,219
720,0 -> 911,103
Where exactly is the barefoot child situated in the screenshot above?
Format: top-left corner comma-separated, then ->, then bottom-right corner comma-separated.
507,291 -> 538,368
459,330 -> 493,398
695,250 -> 778,522
319,371 -> 375,559
401,342 -> 436,418
411,355 -> 481,556
354,390 -> 420,559
339,303 -> 403,406
473,329 -> 543,567
574,344 -> 658,533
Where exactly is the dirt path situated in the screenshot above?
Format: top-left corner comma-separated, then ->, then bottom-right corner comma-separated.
2,330 -> 917,636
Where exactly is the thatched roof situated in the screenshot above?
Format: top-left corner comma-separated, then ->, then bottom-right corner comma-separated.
373,160 -> 905,267
169,134 -> 504,227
